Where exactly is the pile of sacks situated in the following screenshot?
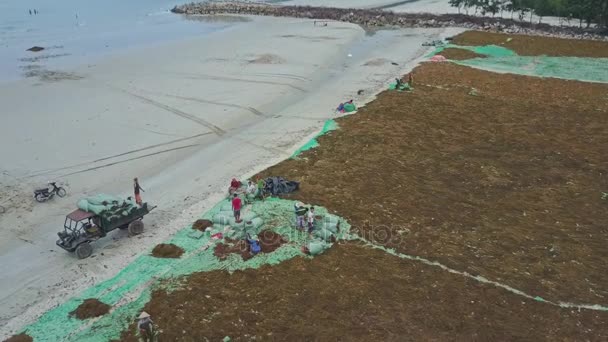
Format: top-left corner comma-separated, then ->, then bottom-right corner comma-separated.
77,194 -> 139,224
304,214 -> 340,256
210,198 -> 264,240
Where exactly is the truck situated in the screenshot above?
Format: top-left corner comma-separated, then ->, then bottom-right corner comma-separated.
56,195 -> 155,259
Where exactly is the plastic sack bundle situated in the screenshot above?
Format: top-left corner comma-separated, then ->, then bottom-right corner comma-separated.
220,201 -> 233,213
83,194 -> 123,206
315,215 -> 340,233
77,199 -> 107,215
314,228 -> 335,242
77,194 -> 137,216
212,212 -> 257,227
343,102 -> 356,112
307,240 -> 330,256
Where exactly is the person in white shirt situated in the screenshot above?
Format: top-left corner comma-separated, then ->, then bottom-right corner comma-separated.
307,207 -> 315,233
247,181 -> 257,197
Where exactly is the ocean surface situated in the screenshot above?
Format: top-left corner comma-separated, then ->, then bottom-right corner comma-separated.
0,0 -> 242,82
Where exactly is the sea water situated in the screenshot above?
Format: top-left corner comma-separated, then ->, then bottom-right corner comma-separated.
0,0 -> 234,82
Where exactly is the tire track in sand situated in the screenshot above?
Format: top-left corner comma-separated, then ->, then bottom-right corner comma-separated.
172,72 -> 307,92
160,93 -> 267,118
58,144 -> 200,177
115,87 -> 226,136
25,132 -> 213,178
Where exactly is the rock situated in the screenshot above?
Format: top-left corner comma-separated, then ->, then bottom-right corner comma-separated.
27,46 -> 44,52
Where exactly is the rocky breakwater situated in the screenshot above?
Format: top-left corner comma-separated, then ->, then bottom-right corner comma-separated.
172,1 -> 607,41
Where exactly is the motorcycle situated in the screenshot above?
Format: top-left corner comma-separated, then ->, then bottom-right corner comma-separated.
34,182 -> 67,203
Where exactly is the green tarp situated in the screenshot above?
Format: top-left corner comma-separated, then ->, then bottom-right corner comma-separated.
291,119 -> 339,158
431,44 -> 608,83
19,198 -> 353,341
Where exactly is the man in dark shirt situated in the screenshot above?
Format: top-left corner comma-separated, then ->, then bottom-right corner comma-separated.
295,204 -> 308,230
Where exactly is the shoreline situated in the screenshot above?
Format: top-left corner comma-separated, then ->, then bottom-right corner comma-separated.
120,30 -> 608,340
5,4 -> 608,339
173,1 -> 608,41
0,14 -> 452,337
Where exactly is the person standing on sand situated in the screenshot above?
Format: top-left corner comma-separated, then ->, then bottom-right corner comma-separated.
408,72 -> 414,86
133,177 -> 144,206
232,193 -> 242,223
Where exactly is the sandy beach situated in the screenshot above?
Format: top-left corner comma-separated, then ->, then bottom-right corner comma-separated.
0,11 -> 454,337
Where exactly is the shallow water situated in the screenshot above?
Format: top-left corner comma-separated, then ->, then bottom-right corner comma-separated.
0,0 -> 238,82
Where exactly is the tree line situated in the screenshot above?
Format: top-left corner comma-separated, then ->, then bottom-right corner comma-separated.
448,0 -> 608,28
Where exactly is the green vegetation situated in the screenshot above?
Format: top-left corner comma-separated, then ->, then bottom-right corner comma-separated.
448,0 -> 608,27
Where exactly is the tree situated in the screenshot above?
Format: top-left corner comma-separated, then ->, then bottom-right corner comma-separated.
447,0 -> 607,27
510,0 -> 530,21
503,0 -> 516,19
533,0 -> 553,23
489,0 -> 502,16
449,0 -> 466,13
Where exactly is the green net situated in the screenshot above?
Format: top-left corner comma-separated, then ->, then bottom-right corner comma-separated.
458,55 -> 608,83
19,198 -> 353,341
388,82 -> 413,91
291,119 -> 339,158
430,44 -> 608,83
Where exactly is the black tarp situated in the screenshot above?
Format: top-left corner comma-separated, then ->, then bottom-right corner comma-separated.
263,177 -> 299,196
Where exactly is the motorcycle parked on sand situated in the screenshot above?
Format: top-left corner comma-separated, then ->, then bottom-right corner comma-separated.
34,182 -> 67,203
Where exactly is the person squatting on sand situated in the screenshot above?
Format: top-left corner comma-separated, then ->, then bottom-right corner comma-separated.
229,178 -> 241,194
137,311 -> 155,342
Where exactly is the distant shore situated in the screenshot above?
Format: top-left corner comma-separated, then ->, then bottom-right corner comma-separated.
172,1 -> 608,41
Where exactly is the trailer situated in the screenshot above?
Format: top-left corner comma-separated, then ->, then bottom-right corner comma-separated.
56,202 -> 155,259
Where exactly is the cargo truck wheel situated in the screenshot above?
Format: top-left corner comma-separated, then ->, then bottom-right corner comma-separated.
128,220 -> 144,235
75,242 -> 93,259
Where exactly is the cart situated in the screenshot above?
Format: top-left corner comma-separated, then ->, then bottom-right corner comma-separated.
56,202 -> 156,259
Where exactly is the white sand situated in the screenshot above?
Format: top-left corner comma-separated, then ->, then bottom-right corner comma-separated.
0,12 -> 459,337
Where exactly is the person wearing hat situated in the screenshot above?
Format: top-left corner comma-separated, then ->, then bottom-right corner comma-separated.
295,202 -> 308,231
137,311 -> 154,342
